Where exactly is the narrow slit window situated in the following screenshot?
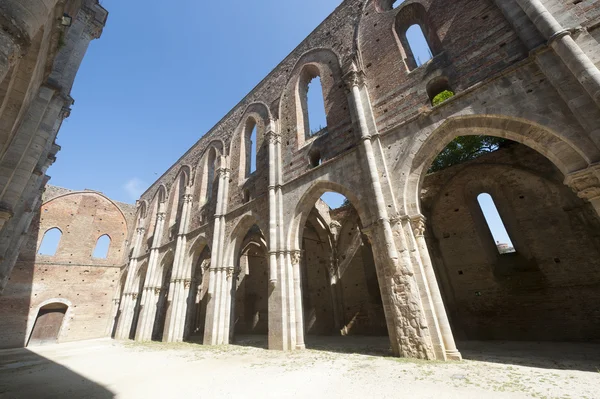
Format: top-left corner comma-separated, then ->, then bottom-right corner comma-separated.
38,228 -> 62,256
307,76 -> 327,136
93,235 -> 111,259
477,193 -> 516,254
250,124 -> 257,174
406,25 -> 433,68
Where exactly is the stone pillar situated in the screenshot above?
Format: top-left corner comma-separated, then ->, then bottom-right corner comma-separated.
0,0 -> 61,83
290,250 -> 305,350
565,164 -> 600,217
135,206 -> 167,341
344,62 -> 435,360
203,162 -> 231,345
410,215 -> 462,361
115,225 -> 146,340
514,0 -> 600,108
163,190 -> 194,342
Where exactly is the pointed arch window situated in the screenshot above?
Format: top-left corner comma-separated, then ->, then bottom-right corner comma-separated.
298,65 -> 328,141
93,235 -> 111,259
477,193 -> 516,254
199,148 -> 217,205
39,228 -> 62,256
242,119 -> 259,178
395,4 -> 441,71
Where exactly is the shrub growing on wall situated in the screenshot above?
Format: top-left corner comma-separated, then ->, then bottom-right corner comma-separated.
432,90 -> 455,106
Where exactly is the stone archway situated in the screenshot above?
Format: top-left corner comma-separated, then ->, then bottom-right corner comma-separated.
402,115 -> 598,216
402,116 -> 600,357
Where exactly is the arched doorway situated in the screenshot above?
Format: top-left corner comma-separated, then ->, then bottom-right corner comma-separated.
153,252 -> 174,341
290,183 -> 389,354
28,303 -> 69,346
185,244 -> 211,341
232,224 -> 269,348
409,124 -> 600,360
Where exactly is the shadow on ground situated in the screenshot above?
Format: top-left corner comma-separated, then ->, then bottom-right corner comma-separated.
0,347 -> 114,399
459,341 -> 600,373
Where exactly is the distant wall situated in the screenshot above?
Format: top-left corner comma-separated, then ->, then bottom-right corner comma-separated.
0,186 -> 135,349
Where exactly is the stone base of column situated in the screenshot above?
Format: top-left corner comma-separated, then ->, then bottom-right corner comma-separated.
445,349 -> 462,361
295,344 -> 305,350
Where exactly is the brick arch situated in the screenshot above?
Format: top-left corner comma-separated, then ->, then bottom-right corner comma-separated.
401,115 -> 593,216
288,180 -> 370,251
279,48 -> 344,149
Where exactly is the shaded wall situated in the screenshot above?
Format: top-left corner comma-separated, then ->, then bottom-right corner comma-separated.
0,186 -> 134,349
422,144 -> 600,341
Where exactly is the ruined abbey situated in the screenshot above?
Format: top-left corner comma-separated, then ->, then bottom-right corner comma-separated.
1,0 -> 600,363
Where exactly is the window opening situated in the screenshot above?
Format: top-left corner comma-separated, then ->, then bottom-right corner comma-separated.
39,228 -> 62,256
320,192 -> 348,210
93,235 -> 111,259
477,193 -> 516,254
250,124 -> 257,174
307,76 -> 327,136
406,24 -> 433,68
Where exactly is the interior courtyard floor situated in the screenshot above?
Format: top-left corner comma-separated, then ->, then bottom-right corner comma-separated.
0,337 -> 598,398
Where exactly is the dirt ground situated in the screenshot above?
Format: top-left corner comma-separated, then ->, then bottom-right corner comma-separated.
0,337 -> 599,399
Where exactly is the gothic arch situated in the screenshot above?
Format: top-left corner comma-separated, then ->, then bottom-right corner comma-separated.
222,212 -> 269,273
401,115 -> 594,216
231,102 -> 272,184
279,48 -> 344,148
288,180 -> 370,251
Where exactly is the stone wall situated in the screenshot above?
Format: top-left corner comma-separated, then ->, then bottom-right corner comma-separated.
422,144 -> 600,342
0,186 -> 134,349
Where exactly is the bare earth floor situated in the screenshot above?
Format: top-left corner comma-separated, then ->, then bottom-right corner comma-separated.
0,337 -> 599,399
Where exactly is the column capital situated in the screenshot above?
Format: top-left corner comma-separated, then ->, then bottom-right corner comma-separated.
565,164 -> 600,202
183,193 -> 194,204
342,62 -> 366,91
409,214 -> 427,237
265,130 -> 281,144
290,250 -> 302,265
216,167 -> 231,179
136,227 -> 146,235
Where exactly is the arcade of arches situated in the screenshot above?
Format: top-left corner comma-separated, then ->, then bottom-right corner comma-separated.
2,0 -> 600,364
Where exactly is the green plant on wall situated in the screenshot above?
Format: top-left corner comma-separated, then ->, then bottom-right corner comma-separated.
428,135 -> 508,173
432,90 -> 455,106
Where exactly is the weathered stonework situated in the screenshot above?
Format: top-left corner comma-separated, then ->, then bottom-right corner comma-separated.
0,0 -> 108,293
3,0 -> 600,360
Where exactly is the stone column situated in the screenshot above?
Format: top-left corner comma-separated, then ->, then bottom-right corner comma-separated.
565,164 -> 600,217
163,190 -> 194,342
115,225 -> 146,340
290,250 -> 305,350
410,215 -> 462,360
344,62 -> 435,360
203,162 -> 231,345
514,0 -> 600,108
135,206 -> 167,341
0,0 -> 61,83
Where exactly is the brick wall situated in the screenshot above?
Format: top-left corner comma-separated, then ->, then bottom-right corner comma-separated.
422,144 -> 600,341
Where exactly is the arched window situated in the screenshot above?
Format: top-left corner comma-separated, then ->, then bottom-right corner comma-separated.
242,118 -> 258,178
477,193 -> 516,254
168,171 -> 188,235
298,65 -> 328,141
406,25 -> 433,68
307,76 -> 327,136
199,148 -> 217,205
250,124 -> 257,174
93,235 -> 111,259
395,4 -> 441,71
392,0 -> 406,8
39,228 -> 62,256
